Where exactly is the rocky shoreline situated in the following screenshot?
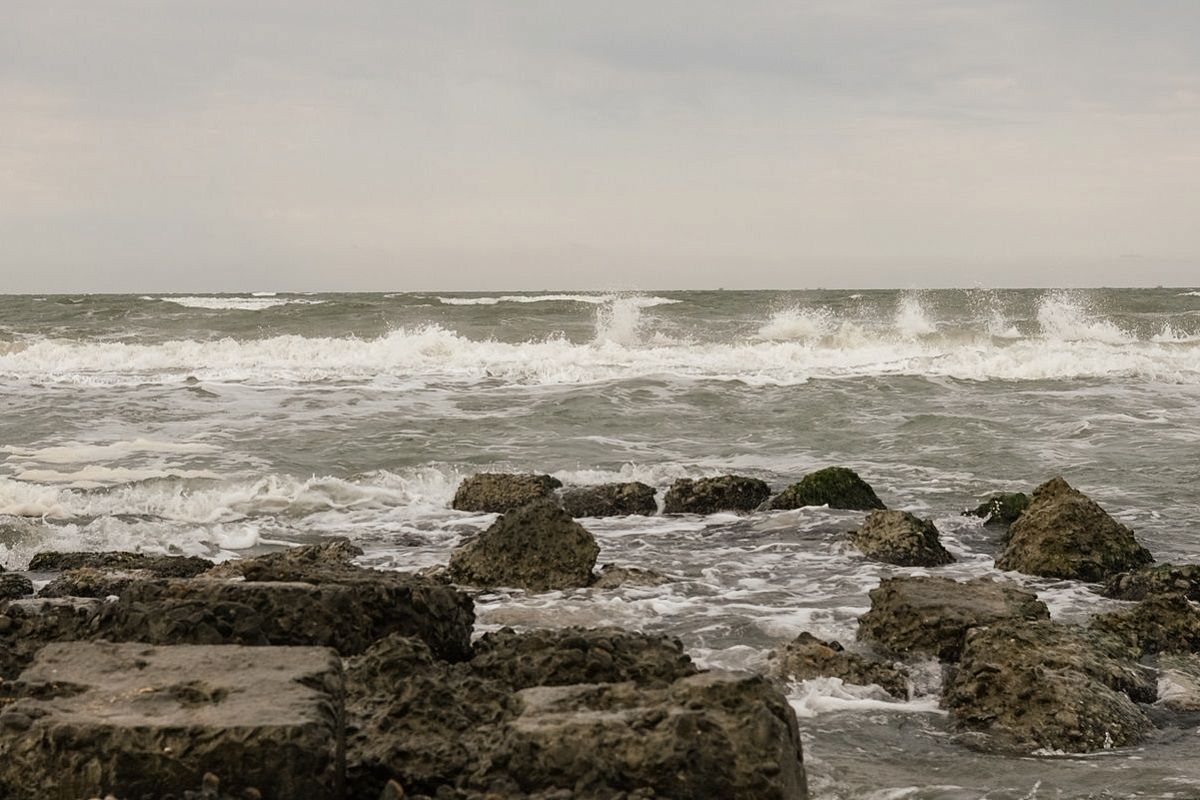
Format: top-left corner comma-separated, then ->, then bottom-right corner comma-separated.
1,468 -> 1198,798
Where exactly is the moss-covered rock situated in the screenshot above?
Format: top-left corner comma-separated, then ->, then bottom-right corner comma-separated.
1102,563 -> 1200,602
451,472 -> 562,514
1090,592 -> 1200,655
963,492 -> 1029,526
770,632 -> 908,699
561,482 -> 657,517
849,510 -> 954,567
943,620 -> 1155,753
662,475 -> 770,514
994,477 -> 1153,582
769,467 -> 885,511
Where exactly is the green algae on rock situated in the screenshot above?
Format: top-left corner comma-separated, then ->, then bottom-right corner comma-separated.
769,467 -> 886,511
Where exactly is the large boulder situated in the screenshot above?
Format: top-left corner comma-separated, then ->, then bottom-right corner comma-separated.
769,467 -> 885,511
858,576 -> 1049,661
1102,563 -> 1200,602
27,550 -> 212,577
452,472 -> 562,514
963,492 -> 1029,526
91,574 -> 474,660
849,510 -> 954,567
943,620 -> 1155,753
447,500 -> 599,591
0,573 -> 33,600
994,477 -> 1153,581
561,482 -> 657,517
770,632 -> 908,699
663,475 -> 770,514
0,642 -> 343,800
1090,592 -> 1200,655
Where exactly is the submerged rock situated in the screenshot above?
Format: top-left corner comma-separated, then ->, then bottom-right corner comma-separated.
589,563 -> 672,589
662,475 -> 770,514
0,573 -> 33,600
858,576 -> 1048,661
27,550 -> 213,577
771,632 -> 908,699
964,492 -> 1029,526
451,473 -> 562,514
769,467 -> 886,511
994,477 -> 1153,581
849,509 -> 954,567
1101,563 -> 1200,602
448,500 -> 599,591
561,481 -> 657,517
1090,592 -> 1200,655
943,620 -> 1155,753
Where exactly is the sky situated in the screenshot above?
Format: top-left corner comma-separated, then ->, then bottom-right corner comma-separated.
2,0 -> 1199,292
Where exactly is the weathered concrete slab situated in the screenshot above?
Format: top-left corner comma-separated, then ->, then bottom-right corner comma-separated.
0,641 -> 344,800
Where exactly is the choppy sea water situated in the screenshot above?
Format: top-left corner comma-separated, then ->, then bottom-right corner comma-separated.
2,288 -> 1200,798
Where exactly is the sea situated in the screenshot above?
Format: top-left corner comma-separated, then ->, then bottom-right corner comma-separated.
2,288 -> 1200,798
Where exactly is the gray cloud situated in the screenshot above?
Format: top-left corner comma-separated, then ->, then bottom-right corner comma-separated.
2,1 -> 1199,291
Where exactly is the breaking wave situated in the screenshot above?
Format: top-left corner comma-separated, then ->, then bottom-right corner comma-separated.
150,295 -> 325,310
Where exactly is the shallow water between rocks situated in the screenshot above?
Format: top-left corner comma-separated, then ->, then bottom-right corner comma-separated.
2,288 -> 1200,798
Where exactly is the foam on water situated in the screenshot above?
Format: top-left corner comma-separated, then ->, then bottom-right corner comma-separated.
437,293 -> 680,307
153,295 -> 324,310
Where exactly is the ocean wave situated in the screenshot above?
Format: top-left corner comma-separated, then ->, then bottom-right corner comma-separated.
1178,291 -> 1200,297
151,295 -> 325,311
437,293 -> 680,307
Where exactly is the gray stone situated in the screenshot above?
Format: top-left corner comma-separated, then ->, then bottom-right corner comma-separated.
0,573 -> 33,600
1090,592 -> 1200,655
963,492 -> 1029,526
849,510 -> 954,567
27,550 -> 212,577
561,482 -> 657,518
0,641 -> 343,799
203,540 -> 364,580
770,632 -> 908,699
452,473 -> 562,514
858,576 -> 1049,661
663,475 -> 771,514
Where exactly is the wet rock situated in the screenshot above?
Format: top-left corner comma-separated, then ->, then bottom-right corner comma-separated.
963,492 -> 1029,526
1090,592 -> 1200,655
589,563 -> 672,589
849,509 -> 954,567
27,550 -> 212,577
770,632 -> 908,699
451,473 -> 562,514
92,575 -> 474,660
994,477 -> 1153,582
0,598 -> 101,680
0,641 -> 343,799
0,573 -> 33,600
448,500 -> 599,591
858,576 -> 1049,661
203,539 -> 364,579
561,482 -> 657,518
943,620 -> 1155,753
769,467 -> 886,511
663,475 -> 770,514
492,672 -> 808,799
469,626 -> 698,689
1155,653 -> 1200,711
38,567 -> 152,599
1101,563 -> 1200,602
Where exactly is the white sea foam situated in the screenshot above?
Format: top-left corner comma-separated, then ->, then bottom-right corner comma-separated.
1036,291 -> 1132,343
1178,291 -> 1200,297
893,293 -> 937,338
3,438 -> 219,464
154,295 -> 324,310
757,308 -> 834,341
437,293 -> 680,307
788,677 -> 944,719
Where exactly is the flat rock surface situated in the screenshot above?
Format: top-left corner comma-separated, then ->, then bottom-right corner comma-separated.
0,641 -> 343,800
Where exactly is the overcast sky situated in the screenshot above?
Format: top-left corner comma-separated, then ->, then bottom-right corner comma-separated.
3,1 -> 1199,291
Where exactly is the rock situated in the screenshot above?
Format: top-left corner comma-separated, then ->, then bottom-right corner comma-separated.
38,567 -> 152,598
561,482 -> 657,518
345,629 -> 805,799
662,475 -> 771,514
943,620 -> 1155,753
447,500 -> 599,591
849,509 -> 954,567
771,632 -> 908,699
858,576 -> 1049,661
451,473 -> 562,514
492,672 -> 808,799
1155,653 -> 1200,711
0,597 -> 101,680
203,540 -> 364,579
994,477 -> 1153,582
1090,592 -> 1200,655
589,563 -> 672,589
1101,563 -> 1200,602
0,641 -> 343,799
469,626 -> 698,690
0,573 -> 33,600
769,467 -> 886,511
27,550 -> 212,577
92,575 -> 474,660
963,492 -> 1029,526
